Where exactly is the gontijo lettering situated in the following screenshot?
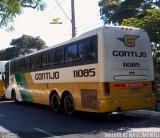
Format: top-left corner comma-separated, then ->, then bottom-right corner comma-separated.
112,51 -> 147,57
35,72 -> 59,80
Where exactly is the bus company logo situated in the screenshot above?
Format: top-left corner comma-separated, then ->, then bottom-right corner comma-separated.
117,35 -> 140,47
50,18 -> 62,24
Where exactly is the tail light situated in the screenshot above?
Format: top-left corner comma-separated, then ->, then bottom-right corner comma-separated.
104,82 -> 110,96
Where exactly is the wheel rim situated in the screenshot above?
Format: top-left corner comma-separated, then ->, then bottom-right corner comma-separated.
64,95 -> 74,115
51,94 -> 60,112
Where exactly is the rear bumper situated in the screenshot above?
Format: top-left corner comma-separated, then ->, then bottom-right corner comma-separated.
98,96 -> 156,113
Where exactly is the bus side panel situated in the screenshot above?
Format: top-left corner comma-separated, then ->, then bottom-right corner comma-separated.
0,80 -> 5,97
14,73 -> 32,102
75,83 -> 99,112
25,72 -> 50,105
0,61 -> 7,98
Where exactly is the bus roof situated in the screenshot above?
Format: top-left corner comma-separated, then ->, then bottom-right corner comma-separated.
10,25 -> 144,61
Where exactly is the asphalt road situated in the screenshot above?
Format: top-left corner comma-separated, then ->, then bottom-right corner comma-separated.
0,99 -> 160,138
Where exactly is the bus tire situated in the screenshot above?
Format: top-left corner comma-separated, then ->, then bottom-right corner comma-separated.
50,93 -> 61,112
63,94 -> 75,115
11,90 -> 18,103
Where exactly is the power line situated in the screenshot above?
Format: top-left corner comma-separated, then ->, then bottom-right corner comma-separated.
26,0 -> 66,28
40,0 -> 66,20
54,0 -> 71,22
77,19 -> 103,32
54,0 -> 76,38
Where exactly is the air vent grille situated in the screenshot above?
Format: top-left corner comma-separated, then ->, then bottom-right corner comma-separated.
81,89 -> 98,110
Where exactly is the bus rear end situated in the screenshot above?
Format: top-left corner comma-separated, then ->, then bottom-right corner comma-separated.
99,26 -> 155,112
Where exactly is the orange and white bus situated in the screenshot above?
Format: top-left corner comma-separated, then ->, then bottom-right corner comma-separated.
5,26 -> 155,114
0,61 -> 7,98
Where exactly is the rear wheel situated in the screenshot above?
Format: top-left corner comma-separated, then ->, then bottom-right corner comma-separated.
50,93 -> 61,112
63,94 -> 75,115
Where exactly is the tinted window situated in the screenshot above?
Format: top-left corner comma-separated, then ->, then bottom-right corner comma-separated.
78,43 -> 86,60
91,37 -> 97,60
31,55 -> 41,69
21,59 -> 25,70
42,54 -> 48,67
48,51 -> 57,66
85,39 -> 92,60
55,49 -> 64,64
26,58 -> 31,70
10,35 -> 98,73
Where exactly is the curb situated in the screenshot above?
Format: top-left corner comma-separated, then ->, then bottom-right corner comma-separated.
123,109 -> 160,117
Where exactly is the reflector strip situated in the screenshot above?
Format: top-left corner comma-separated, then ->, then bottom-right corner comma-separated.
114,83 -> 149,88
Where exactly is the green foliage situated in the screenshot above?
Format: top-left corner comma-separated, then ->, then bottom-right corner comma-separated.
122,9 -> 160,43
99,0 -> 121,25
152,44 -> 160,74
99,0 -> 160,74
122,9 -> 160,74
0,0 -> 46,31
0,34 -> 47,60
0,47 -> 19,60
99,0 -> 160,25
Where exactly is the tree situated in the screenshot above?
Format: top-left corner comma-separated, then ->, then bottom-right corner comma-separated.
121,9 -> 160,74
99,0 -> 160,73
0,47 -> 19,60
99,0 -> 121,25
98,0 -> 160,25
122,9 -> 160,43
0,0 -> 46,31
0,34 -> 47,60
10,34 -> 47,55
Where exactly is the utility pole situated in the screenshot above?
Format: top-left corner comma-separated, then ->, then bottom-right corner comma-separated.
54,0 -> 76,38
71,0 -> 76,38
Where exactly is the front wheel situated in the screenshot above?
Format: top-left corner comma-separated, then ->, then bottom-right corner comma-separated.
11,90 -> 18,103
63,94 -> 75,115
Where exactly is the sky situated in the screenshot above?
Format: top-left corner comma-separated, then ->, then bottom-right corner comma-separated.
0,0 -> 103,50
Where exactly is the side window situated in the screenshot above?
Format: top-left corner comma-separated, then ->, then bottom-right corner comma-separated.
64,47 -> 68,63
36,55 -> 41,69
64,44 -> 80,63
21,59 -> 25,71
26,58 -> 31,70
67,44 -> 78,62
15,60 -> 21,72
42,51 -> 56,67
84,36 -> 97,60
48,51 -> 57,66
31,56 -> 35,69
9,35 -> 98,72
91,37 -> 97,60
78,43 -> 86,60
30,54 -> 41,69
55,48 -> 64,64
10,61 -> 15,73
85,39 -> 92,60
42,54 -> 47,67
